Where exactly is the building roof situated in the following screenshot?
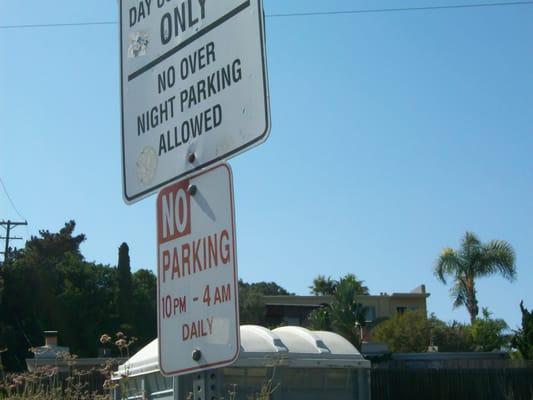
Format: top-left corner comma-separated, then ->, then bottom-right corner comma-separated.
262,285 -> 429,306
114,325 -> 370,378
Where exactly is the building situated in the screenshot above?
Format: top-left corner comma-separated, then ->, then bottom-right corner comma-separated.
26,330 -> 126,373
263,285 -> 429,342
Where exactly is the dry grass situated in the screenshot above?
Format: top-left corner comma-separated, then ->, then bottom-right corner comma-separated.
0,332 -> 136,400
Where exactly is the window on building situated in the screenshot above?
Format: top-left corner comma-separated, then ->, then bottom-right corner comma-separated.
364,306 -> 376,323
284,317 -> 301,326
396,307 -> 407,315
396,306 -> 418,315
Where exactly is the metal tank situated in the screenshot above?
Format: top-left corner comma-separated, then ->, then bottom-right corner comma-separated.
113,325 -> 371,400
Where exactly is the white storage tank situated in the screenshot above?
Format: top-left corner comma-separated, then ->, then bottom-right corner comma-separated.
113,325 -> 371,400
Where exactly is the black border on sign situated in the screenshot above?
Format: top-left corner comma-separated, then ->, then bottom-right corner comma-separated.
119,0 -> 271,204
155,163 -> 241,377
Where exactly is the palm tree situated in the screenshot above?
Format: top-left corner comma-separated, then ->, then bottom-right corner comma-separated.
308,274 -> 369,348
309,274 -> 369,296
309,275 -> 337,296
435,232 -> 516,324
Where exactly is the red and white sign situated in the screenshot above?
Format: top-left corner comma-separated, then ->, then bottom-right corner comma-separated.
156,163 -> 240,376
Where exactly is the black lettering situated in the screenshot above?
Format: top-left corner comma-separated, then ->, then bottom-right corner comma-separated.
159,133 -> 167,155
159,101 -> 168,122
232,59 -> 242,82
206,42 -> 216,64
180,57 -> 189,80
138,2 -> 146,21
188,0 -> 198,27
181,121 -> 191,143
198,0 -> 206,19
129,7 -> 137,27
138,113 -> 146,136
221,65 -> 231,90
207,73 -> 217,97
213,104 -> 222,127
197,80 -> 206,104
161,13 -> 171,45
191,112 -> 203,138
158,66 -> 175,94
198,46 -> 206,69
180,89 -> 188,112
150,106 -> 159,128
187,52 -> 197,75
188,86 -> 197,109
174,2 -> 187,37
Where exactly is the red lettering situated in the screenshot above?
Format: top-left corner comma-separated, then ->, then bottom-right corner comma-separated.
172,247 -> 181,279
182,243 -> 191,275
220,230 -> 230,264
193,239 -> 203,272
157,180 -> 191,244
182,323 -> 190,341
208,234 -> 218,267
162,250 -> 170,282
190,320 -> 198,338
159,230 -> 232,281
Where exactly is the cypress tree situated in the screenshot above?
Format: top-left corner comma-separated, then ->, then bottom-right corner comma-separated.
117,242 -> 133,327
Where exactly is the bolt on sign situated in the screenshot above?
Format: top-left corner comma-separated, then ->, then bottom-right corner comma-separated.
120,0 -> 270,204
156,163 -> 240,376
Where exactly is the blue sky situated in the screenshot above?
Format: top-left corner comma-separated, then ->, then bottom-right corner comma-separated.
1,0 -> 532,329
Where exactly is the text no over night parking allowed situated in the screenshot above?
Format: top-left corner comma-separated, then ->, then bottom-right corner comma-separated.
120,0 -> 270,203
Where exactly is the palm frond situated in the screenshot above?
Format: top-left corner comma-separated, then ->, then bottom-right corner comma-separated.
480,240 -> 516,281
459,232 -> 483,272
450,278 -> 468,309
435,248 -> 462,284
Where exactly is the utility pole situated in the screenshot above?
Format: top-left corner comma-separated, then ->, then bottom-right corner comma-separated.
0,220 -> 27,265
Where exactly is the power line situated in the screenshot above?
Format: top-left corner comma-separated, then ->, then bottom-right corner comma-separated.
266,0 -> 533,17
0,21 -> 116,30
0,1 -> 532,30
0,176 -> 26,221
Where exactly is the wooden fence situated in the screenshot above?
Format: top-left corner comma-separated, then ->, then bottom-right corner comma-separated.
371,368 -> 533,400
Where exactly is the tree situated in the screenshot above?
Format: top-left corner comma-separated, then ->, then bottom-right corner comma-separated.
429,315 -> 473,352
470,308 -> 508,352
435,232 -> 516,324
238,280 -> 293,326
309,275 -> 337,296
372,310 -> 430,353
511,301 -> 533,360
309,274 -> 369,296
117,243 -> 133,329
0,222 -> 158,371
308,274 -> 369,348
131,269 -> 157,348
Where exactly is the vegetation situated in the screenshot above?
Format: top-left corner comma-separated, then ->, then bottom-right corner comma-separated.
470,308 -> 508,352
238,280 -> 293,326
116,243 -> 133,332
511,301 -> 533,360
309,274 -> 369,296
435,232 -> 516,324
373,309 -> 509,353
0,221 -> 156,372
372,310 -> 431,353
0,221 -> 294,372
429,317 -> 473,352
0,332 -> 136,400
308,274 -> 368,348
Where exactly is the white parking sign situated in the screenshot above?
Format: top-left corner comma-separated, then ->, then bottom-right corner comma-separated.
120,0 -> 270,203
156,163 -> 240,376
